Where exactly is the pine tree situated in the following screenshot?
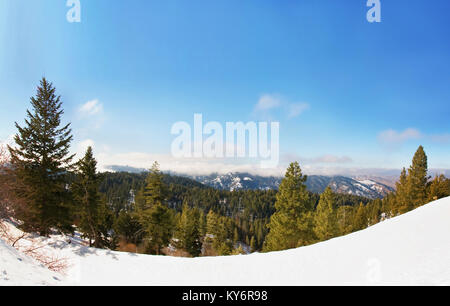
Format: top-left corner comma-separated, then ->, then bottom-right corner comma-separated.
395,168 -> 412,214
142,161 -> 166,209
96,198 -> 117,249
114,211 -> 143,244
216,216 -> 233,255
445,178 -> 450,198
426,174 -> 448,202
381,193 -> 395,219
206,210 -> 219,238
353,202 -> 367,231
137,162 -> 174,255
407,146 -> 429,208
141,203 -> 174,255
72,146 -> 110,248
8,78 -> 74,235
176,204 -> 202,257
336,205 -> 355,235
314,187 -> 338,241
263,162 -> 314,252
206,210 -> 233,255
366,199 -> 382,226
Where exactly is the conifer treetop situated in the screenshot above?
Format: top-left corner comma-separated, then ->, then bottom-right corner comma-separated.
9,77 -> 74,170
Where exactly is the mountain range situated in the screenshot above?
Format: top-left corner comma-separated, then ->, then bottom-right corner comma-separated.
105,165 -> 402,199
190,172 -> 395,199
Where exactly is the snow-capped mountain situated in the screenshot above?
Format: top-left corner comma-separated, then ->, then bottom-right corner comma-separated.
191,173 -> 394,198
102,166 -> 395,198
191,172 -> 281,191
325,176 -> 394,199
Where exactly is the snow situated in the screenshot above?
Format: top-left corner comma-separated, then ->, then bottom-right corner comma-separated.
0,239 -> 64,286
212,177 -> 223,186
358,179 -> 377,185
354,183 -> 371,192
1,197 -> 450,285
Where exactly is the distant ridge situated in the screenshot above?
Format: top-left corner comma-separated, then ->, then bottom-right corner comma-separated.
191,172 -> 394,199
105,165 -> 450,199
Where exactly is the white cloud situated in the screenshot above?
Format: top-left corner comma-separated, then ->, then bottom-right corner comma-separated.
67,146 -> 450,178
253,94 -> 310,119
79,99 -> 103,116
96,151 -> 286,177
288,103 -> 310,118
95,150 -> 354,177
93,150 -> 412,178
76,99 -> 106,130
377,128 -> 422,146
254,94 -> 282,111
378,128 -> 450,148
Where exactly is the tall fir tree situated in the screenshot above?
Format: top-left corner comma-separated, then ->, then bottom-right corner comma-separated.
263,162 -> 314,252
73,146 -> 110,248
137,162 -> 174,255
8,78 -> 74,235
395,167 -> 412,214
141,161 -> 165,209
407,146 -> 429,209
314,186 -> 338,241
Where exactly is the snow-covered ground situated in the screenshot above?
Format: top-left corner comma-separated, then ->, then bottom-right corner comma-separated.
1,197 -> 450,286
0,239 -> 64,285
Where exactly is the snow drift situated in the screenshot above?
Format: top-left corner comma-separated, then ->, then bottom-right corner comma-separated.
0,238 -> 64,285
1,196 -> 450,286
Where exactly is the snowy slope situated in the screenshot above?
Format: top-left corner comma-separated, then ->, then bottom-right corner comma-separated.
1,197 -> 450,285
0,238 -> 64,286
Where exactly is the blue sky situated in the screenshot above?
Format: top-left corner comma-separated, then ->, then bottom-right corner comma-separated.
1,0 -> 449,175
